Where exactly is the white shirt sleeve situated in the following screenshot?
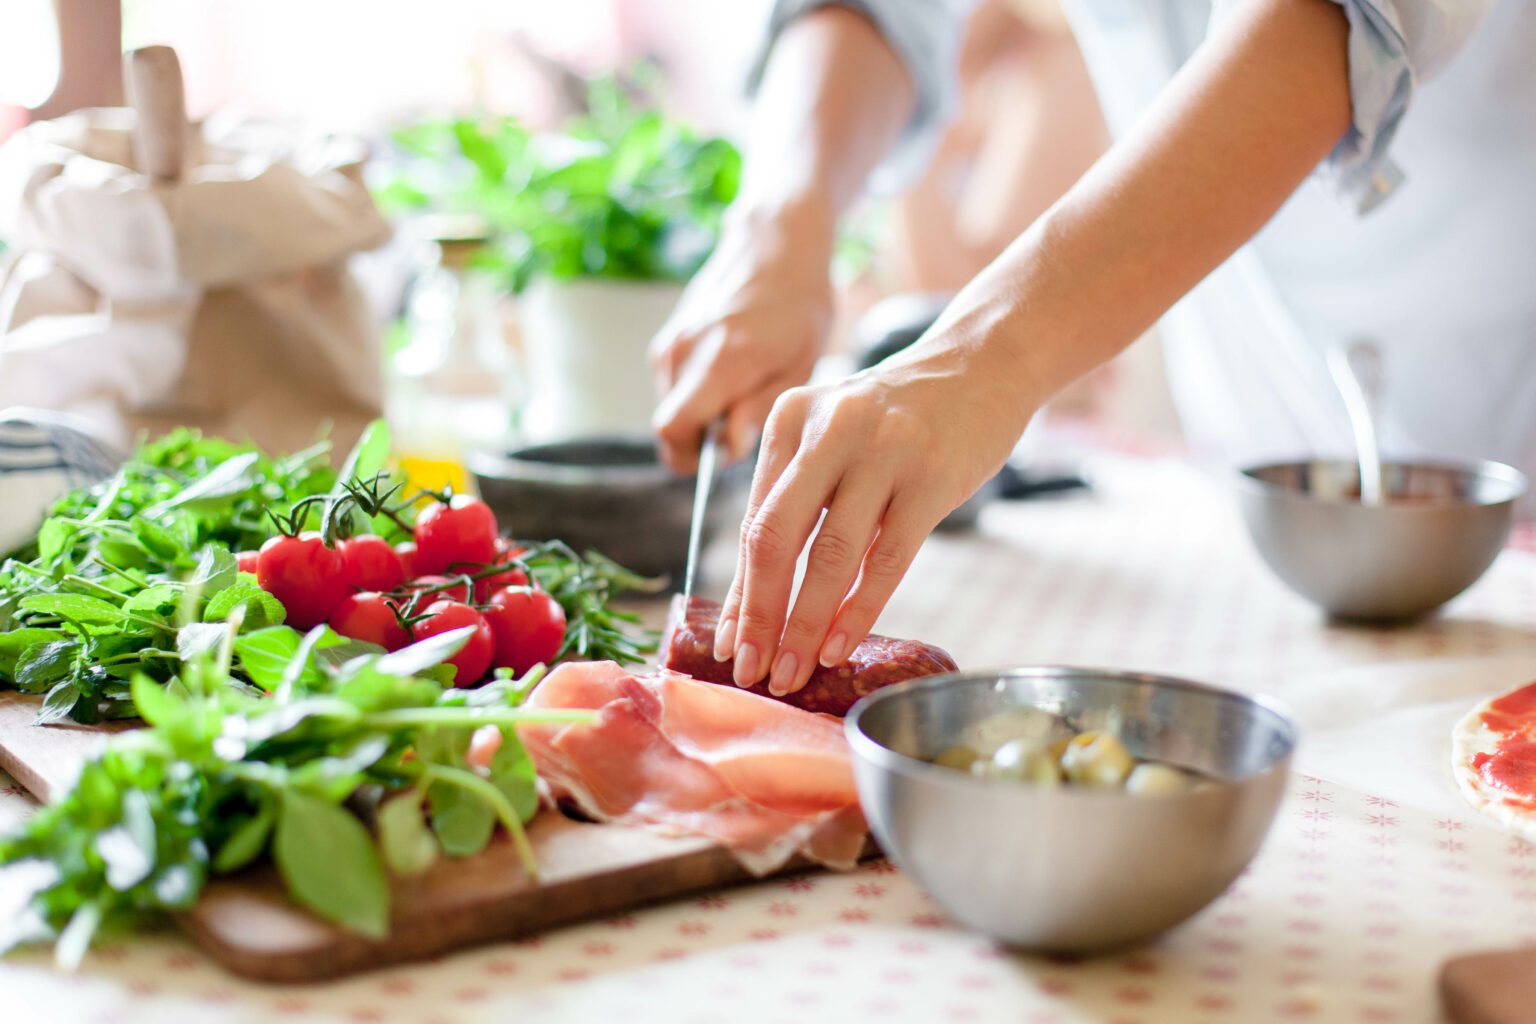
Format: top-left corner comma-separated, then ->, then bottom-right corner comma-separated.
1222,0 -> 1496,212
748,0 -> 978,194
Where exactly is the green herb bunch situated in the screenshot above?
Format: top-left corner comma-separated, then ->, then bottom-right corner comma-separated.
377,70 -> 742,292
0,421 -> 655,725
0,611 -> 587,966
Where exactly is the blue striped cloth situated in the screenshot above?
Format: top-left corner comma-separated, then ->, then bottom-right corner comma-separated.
0,410 -> 123,555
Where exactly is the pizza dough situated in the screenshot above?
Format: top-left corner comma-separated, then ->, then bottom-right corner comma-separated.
1452,680 -> 1536,843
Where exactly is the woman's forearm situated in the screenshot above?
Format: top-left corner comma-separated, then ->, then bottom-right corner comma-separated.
901,0 -> 1353,412
737,6 -> 916,233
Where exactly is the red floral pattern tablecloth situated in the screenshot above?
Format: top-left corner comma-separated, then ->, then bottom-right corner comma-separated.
4,454 -> 1535,1024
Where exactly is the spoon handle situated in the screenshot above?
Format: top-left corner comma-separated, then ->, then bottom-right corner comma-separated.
1327,340 -> 1384,506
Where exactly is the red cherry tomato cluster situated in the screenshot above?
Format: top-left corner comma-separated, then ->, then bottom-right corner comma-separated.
250,495 -> 566,688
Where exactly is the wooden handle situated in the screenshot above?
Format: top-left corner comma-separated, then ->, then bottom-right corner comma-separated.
123,45 -> 187,183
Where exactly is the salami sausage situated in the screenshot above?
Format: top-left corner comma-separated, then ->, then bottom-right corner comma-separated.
662,595 -> 958,716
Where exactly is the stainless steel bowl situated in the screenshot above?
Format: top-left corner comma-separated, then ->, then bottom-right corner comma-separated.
846,667 -> 1297,953
468,436 -> 748,582
1235,459 -> 1525,621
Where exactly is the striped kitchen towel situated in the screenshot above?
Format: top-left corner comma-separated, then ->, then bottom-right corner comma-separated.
0,409 -> 123,555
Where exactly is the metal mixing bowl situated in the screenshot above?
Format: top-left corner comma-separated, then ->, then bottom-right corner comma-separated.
468,436 -> 748,582
1235,459 -> 1525,621
846,668 -> 1297,953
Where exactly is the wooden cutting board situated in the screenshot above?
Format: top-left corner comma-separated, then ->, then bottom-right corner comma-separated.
0,693 -> 841,983
0,691 -> 133,799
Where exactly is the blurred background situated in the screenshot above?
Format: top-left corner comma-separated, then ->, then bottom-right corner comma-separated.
0,0 -> 1180,491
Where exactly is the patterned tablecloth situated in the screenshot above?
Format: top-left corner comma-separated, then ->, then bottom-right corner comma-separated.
4,453 -> 1536,1024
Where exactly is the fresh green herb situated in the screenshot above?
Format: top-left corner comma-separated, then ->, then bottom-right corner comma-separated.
0,618 -> 588,964
378,69 -> 741,292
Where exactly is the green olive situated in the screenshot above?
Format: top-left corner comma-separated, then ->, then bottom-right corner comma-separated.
1126,762 -> 1194,795
978,739 -> 1060,785
1060,730 -> 1136,787
932,744 -> 982,772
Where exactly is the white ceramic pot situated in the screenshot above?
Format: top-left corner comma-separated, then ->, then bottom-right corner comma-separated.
518,278 -> 685,442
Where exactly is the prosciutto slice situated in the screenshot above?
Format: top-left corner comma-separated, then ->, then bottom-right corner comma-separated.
515,661 -> 868,874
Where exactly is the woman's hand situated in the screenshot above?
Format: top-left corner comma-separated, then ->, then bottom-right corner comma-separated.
650,200 -> 836,473
716,327 -> 1036,695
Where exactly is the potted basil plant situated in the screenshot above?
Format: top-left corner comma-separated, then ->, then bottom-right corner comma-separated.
380,81 -> 741,442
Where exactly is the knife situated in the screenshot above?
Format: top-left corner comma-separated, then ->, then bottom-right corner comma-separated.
682,420 -> 725,602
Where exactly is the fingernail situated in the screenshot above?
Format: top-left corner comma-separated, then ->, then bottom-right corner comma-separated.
819,632 -> 848,668
714,618 -> 737,662
733,642 -> 761,687
768,651 -> 797,696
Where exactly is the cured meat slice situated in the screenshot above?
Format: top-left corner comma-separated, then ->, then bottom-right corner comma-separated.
663,595 -> 958,716
516,661 -> 868,874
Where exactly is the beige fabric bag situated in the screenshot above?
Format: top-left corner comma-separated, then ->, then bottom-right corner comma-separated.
0,107 -> 391,456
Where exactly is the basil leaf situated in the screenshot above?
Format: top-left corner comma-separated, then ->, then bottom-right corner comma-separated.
19,593 -> 125,626
202,578 -> 285,629
15,641 -> 78,691
489,729 -> 540,824
273,791 -> 389,939
123,584 -> 181,618
0,628 -> 63,676
212,799 -> 274,874
377,793 -> 438,875
130,673 -> 186,728
36,680 -> 81,725
429,782 -> 495,858
234,626 -> 348,692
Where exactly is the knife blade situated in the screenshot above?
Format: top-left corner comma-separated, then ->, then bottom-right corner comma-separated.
682,420 -> 724,602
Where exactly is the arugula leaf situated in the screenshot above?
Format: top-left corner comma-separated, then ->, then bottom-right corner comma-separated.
143,451 -> 262,517
188,546 -> 238,598
274,791 -> 390,939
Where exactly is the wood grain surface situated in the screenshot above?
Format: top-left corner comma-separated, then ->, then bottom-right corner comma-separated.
0,691 -> 845,983
182,812 -> 815,984
0,692 -> 134,802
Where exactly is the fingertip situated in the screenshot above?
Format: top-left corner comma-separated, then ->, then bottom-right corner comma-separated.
713,617 -> 737,661
818,631 -> 848,669
733,641 -> 762,688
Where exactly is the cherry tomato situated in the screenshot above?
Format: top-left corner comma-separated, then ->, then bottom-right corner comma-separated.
394,541 -> 420,579
337,535 -> 405,592
403,574 -> 472,604
413,600 -> 494,686
482,586 -> 566,675
329,592 -> 409,651
414,495 -> 498,575
256,532 -> 349,630
235,550 -> 261,575
473,538 -> 529,602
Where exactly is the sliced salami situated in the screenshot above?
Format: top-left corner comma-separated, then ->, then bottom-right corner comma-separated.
663,595 -> 958,716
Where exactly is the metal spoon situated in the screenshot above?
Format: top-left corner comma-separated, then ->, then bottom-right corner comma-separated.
1326,339 -> 1385,506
